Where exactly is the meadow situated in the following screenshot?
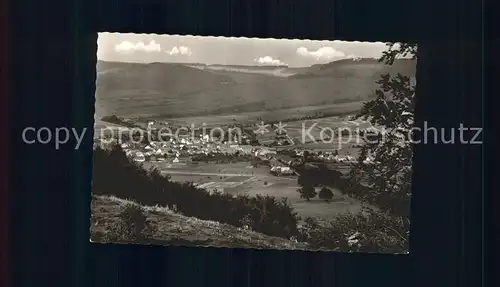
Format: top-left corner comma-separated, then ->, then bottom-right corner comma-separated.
142,161 -> 368,221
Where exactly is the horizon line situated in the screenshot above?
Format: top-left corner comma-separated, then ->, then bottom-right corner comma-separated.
95,56 -> 398,69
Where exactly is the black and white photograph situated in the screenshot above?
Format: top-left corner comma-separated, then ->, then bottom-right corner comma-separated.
91,33 -> 417,253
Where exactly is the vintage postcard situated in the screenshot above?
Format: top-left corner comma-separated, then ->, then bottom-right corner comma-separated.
91,32 -> 416,253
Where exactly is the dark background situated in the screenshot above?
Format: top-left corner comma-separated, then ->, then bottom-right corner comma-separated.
5,0 -> 487,286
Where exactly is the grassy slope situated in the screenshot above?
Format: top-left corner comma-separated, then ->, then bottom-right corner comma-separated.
95,59 -> 416,119
90,195 -> 310,250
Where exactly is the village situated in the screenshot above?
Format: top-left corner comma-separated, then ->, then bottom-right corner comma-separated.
93,117 -> 370,181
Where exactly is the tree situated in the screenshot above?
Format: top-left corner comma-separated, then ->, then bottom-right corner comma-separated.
318,187 -> 334,203
347,42 -> 417,219
116,203 -> 152,242
297,184 -> 317,201
101,115 -> 121,124
302,150 -> 310,163
379,43 -> 417,65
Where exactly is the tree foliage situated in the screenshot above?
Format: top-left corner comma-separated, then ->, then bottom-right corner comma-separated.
348,42 -> 417,218
379,42 -> 418,65
299,207 -> 409,253
96,203 -> 153,243
297,184 -> 317,201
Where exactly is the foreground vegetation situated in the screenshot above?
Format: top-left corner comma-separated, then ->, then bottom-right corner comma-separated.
91,195 -> 309,250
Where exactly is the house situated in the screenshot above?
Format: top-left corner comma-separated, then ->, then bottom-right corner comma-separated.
255,148 -> 277,157
280,167 -> 295,175
362,156 -> 375,164
134,152 -> 145,162
271,166 -> 295,176
345,155 -> 356,162
275,154 -> 294,166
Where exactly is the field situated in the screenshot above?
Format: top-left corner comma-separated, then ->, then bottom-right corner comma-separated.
141,162 -> 369,220
159,101 -> 364,128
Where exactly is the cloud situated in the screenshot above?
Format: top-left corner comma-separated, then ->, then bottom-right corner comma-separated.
296,46 -> 346,61
254,56 -> 285,66
391,43 -> 401,50
114,40 -> 161,53
165,46 -> 192,56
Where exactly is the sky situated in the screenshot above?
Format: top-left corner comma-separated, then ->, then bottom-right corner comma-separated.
97,32 -> 392,68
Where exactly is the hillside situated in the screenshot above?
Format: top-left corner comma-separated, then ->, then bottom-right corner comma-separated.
90,195 -> 310,250
289,58 -> 416,79
95,59 -> 416,119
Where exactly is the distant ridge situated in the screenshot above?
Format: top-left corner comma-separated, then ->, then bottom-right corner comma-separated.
289,58 -> 416,79
95,58 -> 416,119
207,63 -> 289,69
97,60 -> 288,68
97,57 -> 392,70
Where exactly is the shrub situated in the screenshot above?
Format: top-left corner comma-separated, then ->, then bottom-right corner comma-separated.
298,208 -> 409,253
102,204 -> 153,243
318,187 -> 334,202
